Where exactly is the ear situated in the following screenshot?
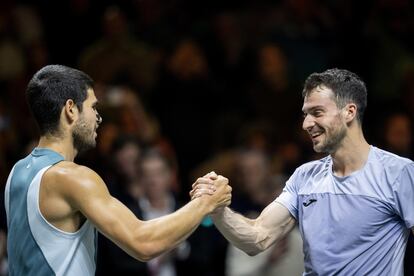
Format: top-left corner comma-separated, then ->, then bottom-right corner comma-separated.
63,99 -> 79,124
343,103 -> 357,123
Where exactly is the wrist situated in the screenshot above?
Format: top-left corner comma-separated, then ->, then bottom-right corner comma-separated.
210,206 -> 226,219
192,196 -> 214,216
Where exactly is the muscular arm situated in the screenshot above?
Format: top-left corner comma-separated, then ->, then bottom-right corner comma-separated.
46,163 -> 230,261
211,201 -> 296,256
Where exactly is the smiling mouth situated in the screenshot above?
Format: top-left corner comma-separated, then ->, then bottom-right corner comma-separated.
310,131 -> 323,140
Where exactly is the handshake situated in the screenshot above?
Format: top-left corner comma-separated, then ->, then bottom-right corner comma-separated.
189,171 -> 232,214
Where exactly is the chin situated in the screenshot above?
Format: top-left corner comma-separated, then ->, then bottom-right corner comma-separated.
313,144 -> 329,154
312,143 -> 322,152
313,147 -> 323,153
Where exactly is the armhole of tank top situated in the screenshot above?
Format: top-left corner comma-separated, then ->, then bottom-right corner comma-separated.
29,165 -> 90,238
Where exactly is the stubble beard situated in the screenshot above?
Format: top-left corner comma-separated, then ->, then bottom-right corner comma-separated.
72,117 -> 96,154
314,122 -> 347,154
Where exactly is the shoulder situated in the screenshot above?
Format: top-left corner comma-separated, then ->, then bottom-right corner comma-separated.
295,155 -> 331,177
286,156 -> 331,191
371,146 -> 413,172
45,161 -> 99,181
369,146 -> 414,185
44,161 -> 107,196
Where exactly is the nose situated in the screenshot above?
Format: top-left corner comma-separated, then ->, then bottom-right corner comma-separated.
302,114 -> 314,131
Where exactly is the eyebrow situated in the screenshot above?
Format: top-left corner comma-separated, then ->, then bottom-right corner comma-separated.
302,105 -> 325,113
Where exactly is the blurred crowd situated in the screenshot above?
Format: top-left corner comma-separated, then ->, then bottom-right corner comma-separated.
1,0 -> 414,275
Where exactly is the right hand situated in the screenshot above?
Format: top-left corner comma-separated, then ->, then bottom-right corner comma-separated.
193,174 -> 232,213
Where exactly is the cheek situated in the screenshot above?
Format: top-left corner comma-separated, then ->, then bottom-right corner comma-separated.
324,115 -> 343,129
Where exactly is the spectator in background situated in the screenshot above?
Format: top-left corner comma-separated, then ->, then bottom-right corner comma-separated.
382,112 -> 412,158
97,143 -> 190,276
244,43 -> 302,144
380,112 -> 414,276
78,5 -> 158,94
226,148 -> 303,276
365,0 -> 414,102
151,38 -> 220,186
80,84 -> 178,191
96,135 -> 149,276
103,86 -> 161,145
139,149 -> 189,276
0,6 -> 26,84
399,69 -> 414,126
230,148 -> 279,213
107,135 -> 143,198
206,12 -> 247,85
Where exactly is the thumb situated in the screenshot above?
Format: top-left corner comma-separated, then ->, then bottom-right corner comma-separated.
206,171 -> 218,179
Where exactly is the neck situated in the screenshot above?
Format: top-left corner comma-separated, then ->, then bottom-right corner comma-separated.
330,128 -> 370,177
37,134 -> 78,161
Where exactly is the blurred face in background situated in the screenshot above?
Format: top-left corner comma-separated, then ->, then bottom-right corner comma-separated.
385,113 -> 412,155
167,40 -> 208,80
237,150 -> 269,192
114,142 -> 141,181
258,44 -> 288,90
141,154 -> 172,200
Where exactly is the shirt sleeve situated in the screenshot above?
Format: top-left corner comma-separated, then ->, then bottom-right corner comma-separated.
275,167 -> 301,220
392,162 -> 414,229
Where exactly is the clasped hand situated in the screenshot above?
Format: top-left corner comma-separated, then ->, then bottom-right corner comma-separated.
189,171 -> 232,211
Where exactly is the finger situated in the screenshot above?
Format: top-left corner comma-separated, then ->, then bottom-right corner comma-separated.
197,184 -> 216,192
199,177 -> 215,184
217,175 -> 229,183
191,185 -> 215,199
191,184 -> 216,195
209,171 -> 218,179
192,177 -> 214,188
204,171 -> 218,180
194,188 -> 215,195
190,185 -> 215,197
192,190 -> 213,199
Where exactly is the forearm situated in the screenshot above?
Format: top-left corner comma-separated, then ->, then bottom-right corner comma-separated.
211,204 -> 295,256
87,172 -> 230,262
133,197 -> 211,260
211,207 -> 271,255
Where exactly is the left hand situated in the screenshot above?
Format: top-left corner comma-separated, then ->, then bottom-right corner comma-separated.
189,171 -> 218,200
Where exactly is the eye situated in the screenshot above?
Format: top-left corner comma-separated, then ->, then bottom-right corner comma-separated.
313,110 -> 323,117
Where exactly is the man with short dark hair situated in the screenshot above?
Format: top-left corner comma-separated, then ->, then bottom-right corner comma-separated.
5,65 -> 232,275
192,68 -> 414,275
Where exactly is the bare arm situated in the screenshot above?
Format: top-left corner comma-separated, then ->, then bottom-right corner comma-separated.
50,164 -> 231,261
210,201 -> 296,256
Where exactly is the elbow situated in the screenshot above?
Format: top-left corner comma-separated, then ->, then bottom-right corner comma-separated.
243,230 -> 273,256
133,246 -> 159,262
240,243 -> 265,256
137,254 -> 154,263
136,254 -> 152,262
133,242 -> 164,262
245,249 -> 261,256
